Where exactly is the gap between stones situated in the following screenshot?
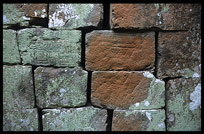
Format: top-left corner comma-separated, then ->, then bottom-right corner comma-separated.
106,109 -> 113,131
153,31 -> 159,78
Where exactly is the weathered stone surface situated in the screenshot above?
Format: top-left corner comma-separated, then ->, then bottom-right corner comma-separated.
157,31 -> 201,79
3,4 -> 47,28
111,4 -> 201,30
3,65 -> 34,110
91,71 -> 165,109
18,28 -> 81,67
3,30 -> 21,64
35,67 -> 87,108
49,4 -> 103,29
166,78 -> 201,131
42,107 -> 107,131
86,31 -> 155,71
3,108 -> 38,131
112,109 -> 166,131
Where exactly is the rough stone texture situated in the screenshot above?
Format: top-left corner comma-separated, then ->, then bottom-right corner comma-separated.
42,107 -> 107,131
86,31 -> 155,71
91,71 -> 165,109
112,109 -> 166,131
111,4 -> 201,30
3,4 -> 47,28
35,67 -> 87,108
3,108 -> 38,131
3,65 -> 34,110
3,30 -> 21,64
18,28 -> 81,67
157,31 -> 201,79
49,4 -> 103,29
166,78 -> 201,131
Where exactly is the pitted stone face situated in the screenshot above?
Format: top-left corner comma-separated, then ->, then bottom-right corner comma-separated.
112,109 -> 166,131
42,107 -> 107,131
91,71 -> 165,109
34,67 -> 88,108
166,78 -> 201,131
49,4 -> 103,29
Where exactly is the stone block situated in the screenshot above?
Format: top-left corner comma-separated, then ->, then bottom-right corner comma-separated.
49,4 -> 103,29
42,107 -> 107,131
35,67 -> 87,108
91,71 -> 165,109
18,28 -> 81,67
86,31 -> 155,71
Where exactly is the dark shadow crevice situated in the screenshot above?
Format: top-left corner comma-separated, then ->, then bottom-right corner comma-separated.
106,109 -> 113,131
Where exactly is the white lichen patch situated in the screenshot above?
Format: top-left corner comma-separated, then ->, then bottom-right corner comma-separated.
134,103 -> 140,107
189,83 -> 201,111
143,71 -> 154,79
192,72 -> 200,78
3,15 -> 10,23
158,122 -> 165,129
155,79 -> 165,84
144,101 -> 150,106
60,88 -> 66,93
146,112 -> 152,121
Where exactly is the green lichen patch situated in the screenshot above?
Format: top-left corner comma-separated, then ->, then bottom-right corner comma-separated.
3,65 -> 34,111
49,4 -> 103,29
112,109 -> 166,131
166,78 -> 201,131
42,107 -> 107,131
3,108 -> 38,131
34,67 -> 87,108
17,28 -> 81,67
3,30 -> 21,64
129,71 -> 165,110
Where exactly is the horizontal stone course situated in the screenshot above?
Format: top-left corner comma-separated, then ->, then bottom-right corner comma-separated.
112,109 -> 166,131
42,107 -> 107,131
86,31 -> 155,71
91,71 -> 165,109
34,67 -> 88,108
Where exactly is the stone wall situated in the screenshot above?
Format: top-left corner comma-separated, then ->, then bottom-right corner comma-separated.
3,3 -> 201,131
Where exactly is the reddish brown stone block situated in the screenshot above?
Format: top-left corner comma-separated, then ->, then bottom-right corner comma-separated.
86,31 -> 155,71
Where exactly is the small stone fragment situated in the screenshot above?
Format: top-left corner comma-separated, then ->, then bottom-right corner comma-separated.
3,30 -> 21,64
49,4 -> 103,29
42,107 -> 107,131
35,67 -> 87,108
166,78 -> 201,131
3,65 -> 34,110
91,71 -> 165,109
3,4 -> 47,28
18,28 -> 81,67
86,31 -> 155,71
111,4 -> 201,30
3,108 -> 38,131
112,109 -> 166,131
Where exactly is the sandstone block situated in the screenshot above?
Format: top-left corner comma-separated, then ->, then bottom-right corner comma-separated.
3,108 -> 38,131
112,109 -> 166,131
86,31 -> 155,71
157,31 -> 201,79
3,4 -> 47,28
18,28 -> 81,67
3,30 -> 21,64
166,78 -> 201,131
111,4 -> 201,30
91,71 -> 165,109
42,107 -> 107,131
3,65 -> 34,110
35,67 -> 87,108
49,4 -> 103,29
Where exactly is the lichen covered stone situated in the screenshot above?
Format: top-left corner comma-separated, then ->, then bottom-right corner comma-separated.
112,109 -> 166,131
3,65 -> 34,110
111,4 -> 201,30
3,30 -> 21,64
86,31 -> 155,71
42,107 -> 107,131
3,4 -> 47,28
91,71 -> 165,109
3,108 -> 38,131
18,28 -> 81,67
49,4 -> 103,29
35,67 -> 88,108
166,78 -> 201,131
